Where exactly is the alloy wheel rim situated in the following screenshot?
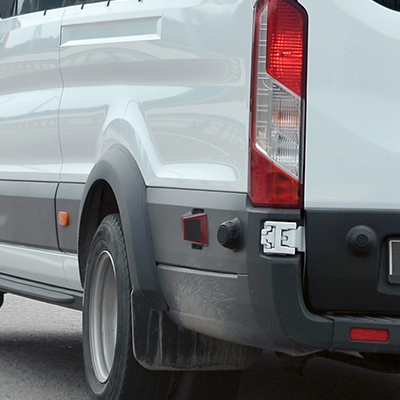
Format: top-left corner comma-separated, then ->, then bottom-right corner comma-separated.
89,250 -> 118,383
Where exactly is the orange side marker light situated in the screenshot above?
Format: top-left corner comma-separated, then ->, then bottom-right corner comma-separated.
58,211 -> 69,227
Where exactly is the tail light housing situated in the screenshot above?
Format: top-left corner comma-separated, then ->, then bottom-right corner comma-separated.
250,0 -> 308,207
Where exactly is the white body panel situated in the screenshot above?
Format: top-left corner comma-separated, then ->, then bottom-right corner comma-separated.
303,0 -> 400,210
0,243 -> 66,287
63,253 -> 82,291
0,243 -> 81,291
59,0 -> 253,193
57,0 -> 400,207
0,9 -> 63,182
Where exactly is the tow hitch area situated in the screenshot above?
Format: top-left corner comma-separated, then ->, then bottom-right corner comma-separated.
261,221 -> 305,255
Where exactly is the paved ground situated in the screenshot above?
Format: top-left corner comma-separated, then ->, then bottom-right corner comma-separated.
0,294 -> 88,400
1,294 -> 400,399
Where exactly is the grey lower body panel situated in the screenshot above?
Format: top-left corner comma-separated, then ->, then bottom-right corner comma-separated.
56,183 -> 84,253
149,188 -> 330,354
157,265 -> 272,350
0,180 -> 59,250
149,188 -> 400,355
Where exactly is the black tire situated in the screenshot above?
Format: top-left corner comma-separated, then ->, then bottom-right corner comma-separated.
83,213 -> 242,400
0,292 -> 4,308
83,214 -> 173,399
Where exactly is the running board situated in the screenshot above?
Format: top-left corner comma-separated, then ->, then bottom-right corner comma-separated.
0,275 -> 83,310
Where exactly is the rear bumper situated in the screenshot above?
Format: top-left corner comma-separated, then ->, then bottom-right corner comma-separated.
246,247 -> 400,354
148,188 -> 400,355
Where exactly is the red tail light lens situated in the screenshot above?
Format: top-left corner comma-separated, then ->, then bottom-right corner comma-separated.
267,0 -> 307,97
250,0 -> 308,208
250,146 -> 300,206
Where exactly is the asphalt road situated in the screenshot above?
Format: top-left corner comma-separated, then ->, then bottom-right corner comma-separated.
1,294 -> 400,399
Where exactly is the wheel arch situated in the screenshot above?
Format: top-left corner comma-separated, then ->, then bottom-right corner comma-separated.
78,145 -> 167,311
79,146 -> 260,372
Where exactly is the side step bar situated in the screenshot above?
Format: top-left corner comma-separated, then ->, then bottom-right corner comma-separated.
0,274 -> 83,310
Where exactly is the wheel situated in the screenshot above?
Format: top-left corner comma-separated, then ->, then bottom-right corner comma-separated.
83,214 -> 173,399
83,213 -> 242,400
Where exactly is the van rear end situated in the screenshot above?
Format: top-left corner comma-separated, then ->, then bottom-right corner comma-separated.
302,0 -> 400,315
251,0 -> 400,312
240,0 -> 400,355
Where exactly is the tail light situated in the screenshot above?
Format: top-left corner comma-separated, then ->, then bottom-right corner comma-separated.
250,0 -> 308,207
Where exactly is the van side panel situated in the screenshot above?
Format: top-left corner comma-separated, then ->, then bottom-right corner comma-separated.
0,9 -> 63,182
59,0 -> 253,193
0,9 -> 66,288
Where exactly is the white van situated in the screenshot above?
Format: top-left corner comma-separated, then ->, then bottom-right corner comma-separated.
0,0 -> 400,398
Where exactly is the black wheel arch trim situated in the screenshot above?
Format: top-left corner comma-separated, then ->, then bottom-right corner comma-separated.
78,145 -> 167,311
372,0 -> 400,12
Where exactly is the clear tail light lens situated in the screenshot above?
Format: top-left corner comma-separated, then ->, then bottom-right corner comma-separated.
250,0 -> 308,207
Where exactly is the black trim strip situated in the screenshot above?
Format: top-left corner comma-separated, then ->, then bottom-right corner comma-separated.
0,274 -> 82,310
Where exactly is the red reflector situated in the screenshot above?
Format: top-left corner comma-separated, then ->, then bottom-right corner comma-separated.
349,328 -> 389,343
182,213 -> 208,245
267,0 -> 307,97
250,146 -> 300,207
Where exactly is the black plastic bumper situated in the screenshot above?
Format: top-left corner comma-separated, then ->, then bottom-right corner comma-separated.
247,207 -> 400,354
